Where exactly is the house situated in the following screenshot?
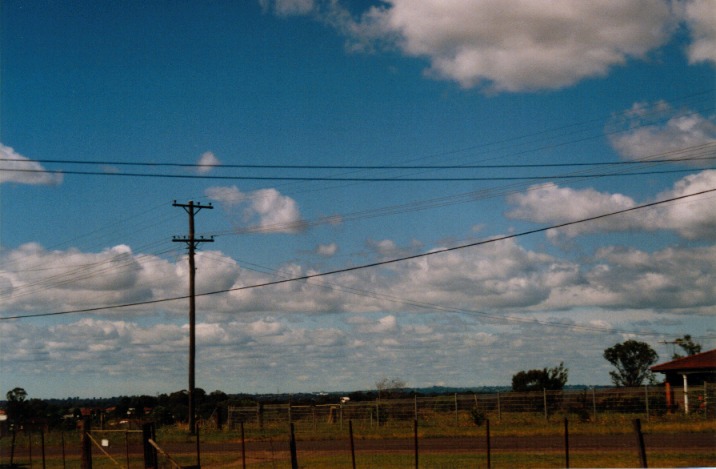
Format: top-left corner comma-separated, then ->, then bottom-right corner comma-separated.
650,349 -> 716,414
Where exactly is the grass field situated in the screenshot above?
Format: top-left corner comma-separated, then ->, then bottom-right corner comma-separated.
19,448 -> 710,468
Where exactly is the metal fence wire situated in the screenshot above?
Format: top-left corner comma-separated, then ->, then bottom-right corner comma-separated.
227,384 -> 714,433
0,385 -> 713,468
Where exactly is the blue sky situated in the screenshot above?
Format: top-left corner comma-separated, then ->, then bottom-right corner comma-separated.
1,0 -> 715,398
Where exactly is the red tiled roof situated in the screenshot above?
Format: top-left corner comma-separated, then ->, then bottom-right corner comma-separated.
651,349 -> 716,373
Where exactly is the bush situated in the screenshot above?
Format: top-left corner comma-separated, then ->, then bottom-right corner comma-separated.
470,407 -> 486,427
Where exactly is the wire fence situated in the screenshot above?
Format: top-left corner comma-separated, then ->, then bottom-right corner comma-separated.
227,384 -> 714,434
1,385 -> 713,468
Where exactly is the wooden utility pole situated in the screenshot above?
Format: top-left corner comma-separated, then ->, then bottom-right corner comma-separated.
173,200 -> 214,434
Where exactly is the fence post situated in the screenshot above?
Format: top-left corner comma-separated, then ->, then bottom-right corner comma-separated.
564,417 -> 569,469
142,421 -> 157,469
592,388 -> 598,422
349,420 -> 356,469
415,394 -> 418,421
485,418 -> 491,469
644,385 -> 650,422
543,389 -> 548,420
40,430 -> 46,469
375,400 -> 380,427
289,423 -> 298,469
28,431 -> 33,468
10,427 -> 16,466
633,418 -> 648,468
125,431 -> 130,469
704,382 -> 709,419
61,430 -> 66,469
497,392 -> 501,422
80,417 -> 92,469
195,421 -> 201,469
413,419 -> 419,469
454,393 -> 458,426
241,421 -> 246,469
257,402 -> 264,429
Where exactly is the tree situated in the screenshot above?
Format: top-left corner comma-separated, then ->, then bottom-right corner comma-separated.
511,363 -> 568,392
603,340 -> 658,387
673,334 -> 701,359
5,387 -> 29,423
376,377 -> 406,399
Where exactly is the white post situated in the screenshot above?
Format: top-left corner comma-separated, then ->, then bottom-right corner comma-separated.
683,374 -> 689,414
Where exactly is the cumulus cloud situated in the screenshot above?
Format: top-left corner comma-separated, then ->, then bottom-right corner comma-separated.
677,0 -> 716,64
3,235 -> 716,395
652,170 -> 716,239
261,0 -> 716,91
507,171 -> 716,240
266,0 -> 680,92
5,305 -> 710,396
316,242 -> 338,257
371,0 -> 675,91
366,238 -> 422,259
206,185 -> 303,233
507,183 -> 639,237
0,244 -> 242,316
608,102 -> 716,163
0,144 -> 63,185
196,151 -> 220,174
543,244 -> 716,312
259,0 -> 315,16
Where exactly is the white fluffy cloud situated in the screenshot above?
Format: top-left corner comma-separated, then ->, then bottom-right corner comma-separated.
3,234 -> 715,395
0,244 -> 242,316
365,0 -> 675,91
259,0 -> 315,16
196,151 -> 220,174
609,102 -> 716,162
507,171 -> 716,239
316,242 -> 338,257
507,183 -> 639,237
205,185 -> 303,233
0,144 -> 63,185
266,0 -> 679,91
262,0 -> 716,91
677,0 -> 716,64
653,170 -> 716,239
543,244 -> 716,312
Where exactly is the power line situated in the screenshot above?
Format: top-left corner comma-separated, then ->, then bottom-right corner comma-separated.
0,166 -> 711,181
2,154 -> 714,170
3,186 -> 714,321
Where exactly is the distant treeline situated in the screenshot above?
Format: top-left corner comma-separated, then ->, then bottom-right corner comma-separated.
2,384 -> 608,429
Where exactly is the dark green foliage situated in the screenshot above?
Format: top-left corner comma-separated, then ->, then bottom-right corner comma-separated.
470,406 -> 486,426
5,387 -> 29,423
603,340 -> 658,387
512,362 -> 568,392
673,334 -> 702,359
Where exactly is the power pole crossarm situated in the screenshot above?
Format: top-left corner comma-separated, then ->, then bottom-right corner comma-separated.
172,200 -> 214,435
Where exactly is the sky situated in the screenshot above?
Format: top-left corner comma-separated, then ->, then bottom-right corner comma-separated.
1,0 -> 715,399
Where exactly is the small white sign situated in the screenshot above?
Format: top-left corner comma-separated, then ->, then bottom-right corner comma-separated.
101,439 -> 110,447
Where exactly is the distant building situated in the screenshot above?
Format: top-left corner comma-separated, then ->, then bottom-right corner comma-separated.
651,349 -> 716,414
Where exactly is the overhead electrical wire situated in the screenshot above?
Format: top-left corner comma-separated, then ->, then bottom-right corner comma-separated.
205,144 -> 715,236
2,154 -> 714,170
1,166 -> 713,182
2,92 -> 713,303
2,186 -> 714,324
2,142 -> 712,298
